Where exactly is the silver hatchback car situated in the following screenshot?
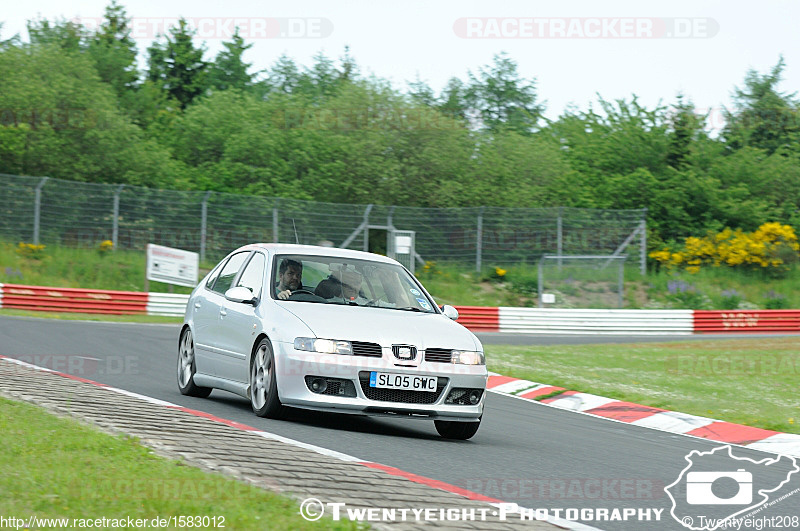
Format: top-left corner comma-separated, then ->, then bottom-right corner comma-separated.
177,244 -> 487,439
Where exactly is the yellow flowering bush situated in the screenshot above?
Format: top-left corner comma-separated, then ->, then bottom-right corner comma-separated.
98,239 -> 114,255
650,222 -> 799,276
16,242 -> 46,260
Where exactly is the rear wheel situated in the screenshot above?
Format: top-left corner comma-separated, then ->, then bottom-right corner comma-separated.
434,418 -> 481,440
250,338 -> 286,419
177,328 -> 212,398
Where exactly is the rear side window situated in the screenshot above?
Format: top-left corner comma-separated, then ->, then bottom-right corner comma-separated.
210,252 -> 250,294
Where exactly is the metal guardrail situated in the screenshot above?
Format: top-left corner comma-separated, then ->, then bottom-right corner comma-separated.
499,308 -> 694,335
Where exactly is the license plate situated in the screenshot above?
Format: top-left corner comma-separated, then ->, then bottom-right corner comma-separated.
369,372 -> 438,392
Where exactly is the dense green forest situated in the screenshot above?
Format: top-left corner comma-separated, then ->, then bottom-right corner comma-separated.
1,1 -> 799,251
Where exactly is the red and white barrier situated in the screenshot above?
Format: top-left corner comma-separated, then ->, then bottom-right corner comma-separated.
0,283 -> 148,315
694,310 -> 800,333
2,283 -> 799,334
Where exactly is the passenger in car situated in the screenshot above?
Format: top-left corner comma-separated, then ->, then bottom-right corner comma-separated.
275,259 -> 304,299
315,269 -> 367,303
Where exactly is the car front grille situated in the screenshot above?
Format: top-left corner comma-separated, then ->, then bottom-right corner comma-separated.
358,372 -> 448,404
351,341 -> 383,357
424,348 -> 453,363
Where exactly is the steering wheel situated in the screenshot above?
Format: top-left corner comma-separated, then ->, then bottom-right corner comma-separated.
288,289 -> 327,302
290,289 -> 315,296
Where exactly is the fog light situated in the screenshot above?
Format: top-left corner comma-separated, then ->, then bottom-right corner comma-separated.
310,378 -> 328,393
469,390 -> 482,405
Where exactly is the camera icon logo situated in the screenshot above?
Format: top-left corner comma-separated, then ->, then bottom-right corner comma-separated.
686,469 -> 753,505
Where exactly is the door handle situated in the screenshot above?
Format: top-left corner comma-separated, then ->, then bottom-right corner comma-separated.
194,302 -> 201,309
219,309 -> 227,316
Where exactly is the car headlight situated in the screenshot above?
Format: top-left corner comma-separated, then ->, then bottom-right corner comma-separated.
451,350 -> 485,365
294,337 -> 353,355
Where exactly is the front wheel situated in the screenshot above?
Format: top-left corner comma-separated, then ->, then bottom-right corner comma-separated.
250,338 -> 286,419
177,328 -> 212,398
434,418 -> 481,440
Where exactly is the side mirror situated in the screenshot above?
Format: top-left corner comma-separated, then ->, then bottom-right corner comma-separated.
441,305 -> 459,321
225,286 -> 256,305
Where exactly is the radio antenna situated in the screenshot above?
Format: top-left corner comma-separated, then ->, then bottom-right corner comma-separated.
292,219 -> 299,244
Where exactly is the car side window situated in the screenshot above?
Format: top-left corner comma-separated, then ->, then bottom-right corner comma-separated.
236,252 -> 265,298
210,252 -> 250,294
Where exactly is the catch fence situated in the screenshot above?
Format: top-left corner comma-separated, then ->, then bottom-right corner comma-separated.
0,174 -> 647,273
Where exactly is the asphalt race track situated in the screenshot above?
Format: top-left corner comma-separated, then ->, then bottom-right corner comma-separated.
2,315 -> 799,531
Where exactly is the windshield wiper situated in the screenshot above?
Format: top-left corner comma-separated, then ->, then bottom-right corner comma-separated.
395,306 -> 427,313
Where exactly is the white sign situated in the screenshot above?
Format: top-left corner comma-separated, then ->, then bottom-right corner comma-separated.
541,293 -> 556,304
395,235 -> 412,254
146,244 -> 199,288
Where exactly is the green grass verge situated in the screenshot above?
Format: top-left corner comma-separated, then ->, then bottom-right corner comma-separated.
0,308 -> 182,324
4,240 -> 800,309
0,397 -> 362,530
0,241 -> 207,293
486,337 -> 800,434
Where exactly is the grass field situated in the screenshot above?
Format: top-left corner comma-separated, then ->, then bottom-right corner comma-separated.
486,336 -> 800,435
0,397 -> 361,530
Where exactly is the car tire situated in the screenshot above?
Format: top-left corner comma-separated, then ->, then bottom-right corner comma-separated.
250,338 -> 286,419
434,418 -> 481,440
177,328 -> 212,398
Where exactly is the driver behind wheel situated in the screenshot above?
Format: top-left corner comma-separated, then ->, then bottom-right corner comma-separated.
275,258 -> 304,300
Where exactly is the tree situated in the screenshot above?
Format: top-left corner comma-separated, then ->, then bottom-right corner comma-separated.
147,18 -> 208,109
263,54 -> 301,94
207,28 -> 256,92
438,77 -> 468,121
465,52 -> 545,134
27,17 -> 86,52
0,42 -> 183,186
338,45 -> 359,82
666,94 -> 706,169
723,57 -> 800,154
407,75 -> 436,107
88,0 -> 139,98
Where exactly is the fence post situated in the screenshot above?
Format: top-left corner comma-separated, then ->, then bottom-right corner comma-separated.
538,259 -> 544,308
640,210 -> 647,276
33,177 -> 49,244
476,207 -> 484,273
112,184 -> 124,250
272,199 -> 280,243
557,207 -> 563,268
618,259 -> 624,308
200,191 -> 212,262
363,204 -> 373,252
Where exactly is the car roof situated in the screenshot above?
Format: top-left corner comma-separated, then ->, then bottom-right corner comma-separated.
239,243 -> 400,265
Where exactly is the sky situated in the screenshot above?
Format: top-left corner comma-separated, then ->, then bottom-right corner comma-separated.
3,0 -> 798,129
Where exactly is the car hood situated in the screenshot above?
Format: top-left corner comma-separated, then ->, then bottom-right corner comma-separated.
279,303 -> 479,351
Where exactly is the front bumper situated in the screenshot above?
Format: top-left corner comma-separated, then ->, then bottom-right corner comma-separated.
274,342 -> 487,421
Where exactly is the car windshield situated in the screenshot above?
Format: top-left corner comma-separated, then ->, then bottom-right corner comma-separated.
271,254 -> 437,313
